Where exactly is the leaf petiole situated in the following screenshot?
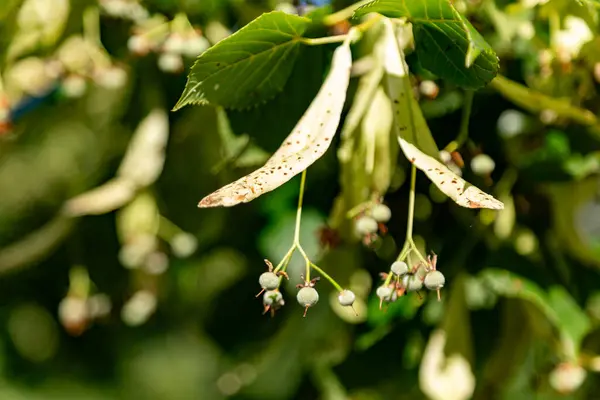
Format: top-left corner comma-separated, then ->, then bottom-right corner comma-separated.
322,0 -> 374,26
302,35 -> 348,46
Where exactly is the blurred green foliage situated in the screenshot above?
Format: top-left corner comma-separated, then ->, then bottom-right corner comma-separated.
1,0 -> 600,399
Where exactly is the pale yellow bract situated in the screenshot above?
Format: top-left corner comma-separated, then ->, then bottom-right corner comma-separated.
380,19 -> 504,211
198,33 -> 354,208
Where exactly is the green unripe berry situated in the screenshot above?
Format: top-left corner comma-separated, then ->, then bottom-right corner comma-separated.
259,272 -> 280,290
355,216 -> 378,235
370,204 -> 392,223
406,275 -> 423,292
263,290 -> 283,306
424,270 -> 446,290
376,286 -> 393,301
391,261 -> 409,277
338,290 -> 356,306
471,154 -> 496,176
297,287 -> 319,307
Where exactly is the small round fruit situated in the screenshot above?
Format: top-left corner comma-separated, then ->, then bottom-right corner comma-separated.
370,204 -> 392,223
471,154 -> 496,176
259,272 -> 280,290
297,287 -> 319,307
424,270 -> 446,290
406,275 -> 423,292
338,290 -> 356,306
263,290 -> 283,306
391,261 -> 409,277
376,286 -> 393,301
355,216 -> 378,235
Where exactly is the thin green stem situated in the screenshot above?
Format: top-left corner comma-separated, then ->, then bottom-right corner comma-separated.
310,262 -> 344,292
273,245 -> 296,273
445,90 -> 474,153
83,6 -> 101,45
408,239 -> 429,266
302,35 -> 348,46
293,170 -> 307,244
353,14 -> 381,33
158,215 -> 185,240
346,200 -> 377,219
406,164 -> 417,241
396,241 -> 411,262
297,244 -> 311,282
322,0 -> 373,26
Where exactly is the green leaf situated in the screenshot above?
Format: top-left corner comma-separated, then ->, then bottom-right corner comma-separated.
354,0 -> 499,88
173,11 -> 312,111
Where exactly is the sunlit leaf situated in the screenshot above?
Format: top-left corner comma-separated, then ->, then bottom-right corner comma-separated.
197,33 -> 354,207
173,11 -> 311,111
354,0 -> 499,88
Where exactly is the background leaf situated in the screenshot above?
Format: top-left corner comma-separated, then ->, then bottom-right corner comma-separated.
174,11 -> 311,110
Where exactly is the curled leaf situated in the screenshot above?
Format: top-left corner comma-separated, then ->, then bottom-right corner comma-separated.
198,33 -> 354,208
379,20 -> 503,211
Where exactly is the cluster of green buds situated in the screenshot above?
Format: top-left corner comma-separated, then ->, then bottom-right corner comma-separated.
376,253 -> 446,309
256,260 -> 357,318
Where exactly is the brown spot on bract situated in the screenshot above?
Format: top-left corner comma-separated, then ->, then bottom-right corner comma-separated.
440,181 -> 445,185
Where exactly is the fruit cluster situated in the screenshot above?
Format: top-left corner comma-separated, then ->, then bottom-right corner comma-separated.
377,254 -> 446,308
